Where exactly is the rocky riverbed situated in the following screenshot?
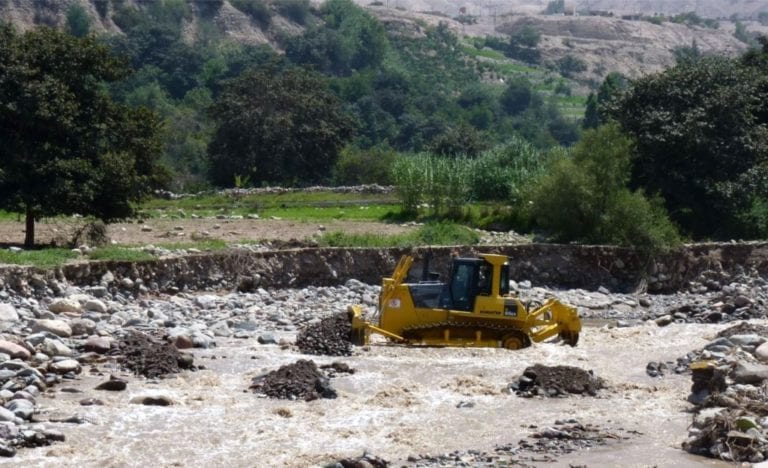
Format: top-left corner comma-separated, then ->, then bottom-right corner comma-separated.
0,262 -> 764,466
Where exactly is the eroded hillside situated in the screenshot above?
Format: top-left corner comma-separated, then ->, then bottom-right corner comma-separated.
0,0 -> 762,82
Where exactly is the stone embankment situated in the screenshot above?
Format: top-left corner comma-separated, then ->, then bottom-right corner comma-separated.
0,242 -> 766,298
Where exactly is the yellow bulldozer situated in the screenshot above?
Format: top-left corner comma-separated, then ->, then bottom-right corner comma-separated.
348,253 -> 581,349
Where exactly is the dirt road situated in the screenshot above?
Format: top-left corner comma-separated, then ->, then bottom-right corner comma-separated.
0,218 -> 416,247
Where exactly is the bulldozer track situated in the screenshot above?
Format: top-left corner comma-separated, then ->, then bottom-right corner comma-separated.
401,321 -> 526,339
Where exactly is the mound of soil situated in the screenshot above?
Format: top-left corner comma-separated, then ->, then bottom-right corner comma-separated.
717,322 -> 768,339
249,359 -> 337,401
325,453 -> 388,468
296,312 -> 353,356
113,331 -> 191,378
512,364 -> 605,397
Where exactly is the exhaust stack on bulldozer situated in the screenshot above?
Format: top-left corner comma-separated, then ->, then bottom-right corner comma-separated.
349,254 -> 581,349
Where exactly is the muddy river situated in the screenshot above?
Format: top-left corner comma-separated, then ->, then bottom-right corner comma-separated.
10,322 -> 737,467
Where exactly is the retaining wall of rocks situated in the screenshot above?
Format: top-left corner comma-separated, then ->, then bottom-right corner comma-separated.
0,242 -> 766,297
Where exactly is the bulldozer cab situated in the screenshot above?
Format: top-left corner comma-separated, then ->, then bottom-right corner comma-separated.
439,256 -> 510,311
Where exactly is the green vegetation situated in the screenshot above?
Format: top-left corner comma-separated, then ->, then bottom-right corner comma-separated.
542,0 -> 566,15
391,139 -> 548,216
317,222 -> 478,247
527,125 -> 680,249
87,246 -> 155,262
0,26 -> 165,247
66,4 -> 90,37
607,51 -> 768,239
208,64 -> 354,186
230,0 -> 272,27
4,0 -> 768,254
276,0 -> 311,25
0,248 -> 78,268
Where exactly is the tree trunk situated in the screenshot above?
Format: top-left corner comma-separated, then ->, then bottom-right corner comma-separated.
24,205 -> 35,249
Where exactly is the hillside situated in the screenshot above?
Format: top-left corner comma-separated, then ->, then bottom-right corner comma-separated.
0,0 -> 761,83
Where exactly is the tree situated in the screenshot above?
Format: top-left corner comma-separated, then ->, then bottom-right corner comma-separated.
0,27 -> 166,247
528,125 -> 679,248
607,56 -> 768,238
207,65 -> 354,186
583,93 -> 599,129
427,122 -> 489,157
583,72 -> 628,129
500,77 -> 533,115
505,26 -> 541,64
66,4 -> 91,37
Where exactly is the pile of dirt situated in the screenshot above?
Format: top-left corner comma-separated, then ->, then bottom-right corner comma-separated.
296,312 -> 353,356
324,452 -> 388,468
112,331 -> 192,378
511,364 -> 605,397
319,361 -> 355,377
249,359 -> 337,401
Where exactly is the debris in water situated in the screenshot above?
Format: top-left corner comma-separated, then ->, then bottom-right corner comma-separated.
324,452 -> 388,468
510,364 -> 605,397
296,312 -> 353,356
112,331 -> 190,378
249,359 -> 337,401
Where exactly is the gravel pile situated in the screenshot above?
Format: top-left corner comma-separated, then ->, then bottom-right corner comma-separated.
510,364 -> 605,397
112,331 -> 191,378
296,312 -> 353,356
249,359 -> 337,401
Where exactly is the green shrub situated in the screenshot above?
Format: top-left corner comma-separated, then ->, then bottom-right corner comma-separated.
66,4 -> 90,37
557,55 -> 587,77
231,0 -> 272,27
276,0 -> 311,25
94,0 -> 109,19
333,146 -> 397,185
738,197 -> 768,239
112,6 -> 141,31
415,221 -> 478,245
528,125 -> 680,249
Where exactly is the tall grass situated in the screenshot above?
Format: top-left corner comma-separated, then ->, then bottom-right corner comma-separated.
392,140 -> 549,215
392,154 -> 472,215
317,222 -> 478,247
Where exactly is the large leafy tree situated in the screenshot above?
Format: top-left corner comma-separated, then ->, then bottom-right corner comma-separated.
207,64 -> 354,186
607,54 -> 768,238
0,26 -> 166,247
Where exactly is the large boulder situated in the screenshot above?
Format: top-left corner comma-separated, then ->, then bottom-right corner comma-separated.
48,298 -> 82,314
31,319 -> 72,338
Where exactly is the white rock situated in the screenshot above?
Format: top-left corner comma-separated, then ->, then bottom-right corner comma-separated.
48,359 -> 81,374
48,298 -> 81,314
84,299 -> 107,313
31,319 -> 72,338
756,342 -> 768,363
40,338 -> 73,358
0,304 -> 18,322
